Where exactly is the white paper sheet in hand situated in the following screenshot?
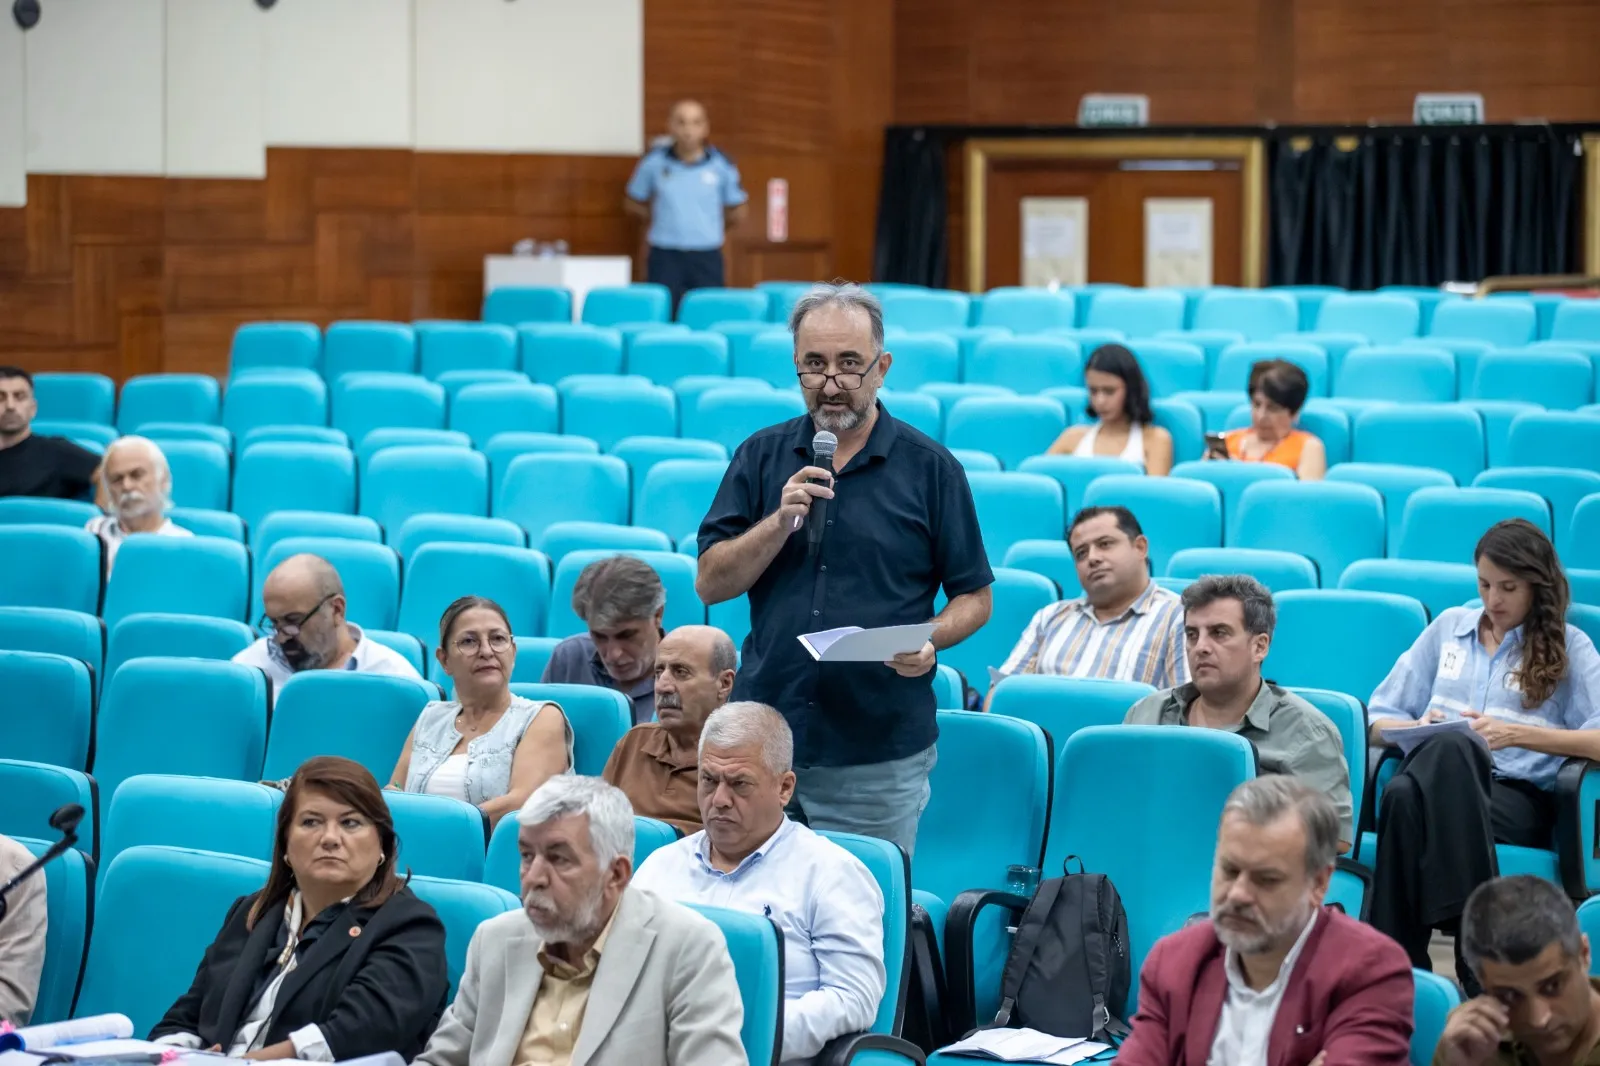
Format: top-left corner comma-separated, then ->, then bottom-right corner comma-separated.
1380,717 -> 1488,758
798,623 -> 937,662
938,1025 -> 1109,1063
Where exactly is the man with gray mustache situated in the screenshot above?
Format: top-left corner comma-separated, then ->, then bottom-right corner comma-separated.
85,434 -> 192,575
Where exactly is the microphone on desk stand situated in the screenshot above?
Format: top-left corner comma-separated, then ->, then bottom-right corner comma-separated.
806,430 -> 837,557
0,802 -> 84,923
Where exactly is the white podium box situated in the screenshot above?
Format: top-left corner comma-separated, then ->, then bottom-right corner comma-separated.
483,255 -> 634,321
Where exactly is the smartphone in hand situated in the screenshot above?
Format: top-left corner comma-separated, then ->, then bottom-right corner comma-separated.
1204,432 -> 1229,459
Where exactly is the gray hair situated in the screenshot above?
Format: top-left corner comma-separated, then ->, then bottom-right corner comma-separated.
517,775 -> 635,868
707,631 -> 737,676
572,555 -> 665,631
96,434 -> 173,511
788,282 -> 885,356
1182,573 -> 1276,637
1461,875 -> 1584,976
1221,775 -> 1339,875
699,701 -> 793,776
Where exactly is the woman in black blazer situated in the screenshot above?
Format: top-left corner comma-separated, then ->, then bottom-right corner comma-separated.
150,756 -> 449,1061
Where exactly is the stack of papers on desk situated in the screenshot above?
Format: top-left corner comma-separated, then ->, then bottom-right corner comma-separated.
939,1027 -> 1110,1063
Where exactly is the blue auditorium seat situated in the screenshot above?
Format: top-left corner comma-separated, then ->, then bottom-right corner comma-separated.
0,606 -> 104,683
932,663 -> 965,709
383,791 -> 486,881
431,635 -> 560,698
1014,455 -> 1142,516
1085,289 -> 1186,338
682,904 -> 784,1066
406,875 -> 519,997
519,323 -> 625,382
162,508 -> 242,545
1166,547 -> 1319,593
0,760 -> 97,859
323,321 -> 417,379
0,650 -> 94,770
581,285 -> 671,327
1351,405 -> 1486,486
509,683 -> 633,776
102,535 -> 249,628
1126,339 -> 1207,397
674,377 -> 772,427
975,287 -> 1075,333
1212,341 -> 1330,397
757,280 -> 813,323
1169,460 -> 1295,539
1001,540 -> 1081,600
360,629 -> 424,676
610,436 -> 728,514
1336,347 -> 1456,402
677,288 -> 768,329
232,440 -> 356,531
417,322 -> 518,379
945,396 -> 1068,470
683,389 -> 806,454
484,432 -> 600,490
627,331 -> 731,385
1314,293 -> 1421,343
965,472 -> 1065,560
356,428 -> 472,475
636,458 -> 730,539
1064,283 -> 1128,327
1082,474 -> 1223,576
494,453 -> 629,543
251,537 -> 401,631
221,373 -> 329,438
731,330 -> 795,387
1273,285 -> 1342,331
1378,287 -> 1460,331
1275,332 -> 1368,383
1508,412 -> 1600,474
1232,480 -> 1384,585
1267,590 -> 1427,698
881,290 -> 971,332
992,674 -> 1154,747
710,321 -> 782,372
952,449 -> 1001,472
1396,486 -> 1551,563
104,613 -> 255,691
433,370 -> 530,401
93,659 -> 270,821
545,550 -> 701,639
331,372 -> 446,444
538,521 -> 672,564
934,568 -> 1057,690
75,846 -> 269,1033
1339,559 -> 1479,619
397,544 -> 551,647
34,419 -> 116,450
102,774 -> 281,866
1472,467 -> 1600,555
964,336 -> 1084,394
263,671 -> 436,782
1324,463 -> 1455,552
877,389 -> 943,439
562,379 -> 678,450
1194,290 -> 1299,341
33,372 -> 115,425
1429,298 -> 1537,349
116,375 -> 221,432
391,514 -> 525,563
13,832 -> 92,1024
0,525 -> 102,613
1151,397 -> 1205,464
254,509 -> 379,556
882,332 -> 960,390
1472,350 -> 1594,410
158,439 -> 230,511
1157,328 -> 1248,381
229,322 -> 321,376
1172,388 -> 1246,433
0,496 -> 96,529
138,424 -> 234,456
361,446 -> 490,537
1410,969 -> 1462,1066
1570,497 -> 1600,570
482,286 -> 571,327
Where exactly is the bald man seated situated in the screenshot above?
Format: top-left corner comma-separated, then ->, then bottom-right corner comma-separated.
233,553 -> 423,690
602,625 -> 736,833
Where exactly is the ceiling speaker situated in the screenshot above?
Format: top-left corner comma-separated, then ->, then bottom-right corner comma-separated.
13,0 -> 40,30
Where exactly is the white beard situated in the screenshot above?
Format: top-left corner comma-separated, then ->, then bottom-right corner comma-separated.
523,887 -> 603,947
114,490 -> 162,524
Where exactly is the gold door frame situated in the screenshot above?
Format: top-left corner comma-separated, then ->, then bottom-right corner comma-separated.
1586,134 -> 1600,275
963,136 -> 1268,293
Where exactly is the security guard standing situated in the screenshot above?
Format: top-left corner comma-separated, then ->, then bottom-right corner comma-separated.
625,100 -> 748,311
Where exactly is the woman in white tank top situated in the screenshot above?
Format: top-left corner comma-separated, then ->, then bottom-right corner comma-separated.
1047,343 -> 1175,475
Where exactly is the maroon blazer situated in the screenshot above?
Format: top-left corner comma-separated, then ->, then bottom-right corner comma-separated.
1115,907 -> 1414,1066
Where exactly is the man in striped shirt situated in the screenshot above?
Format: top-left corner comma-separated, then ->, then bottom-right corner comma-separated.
992,506 -> 1188,695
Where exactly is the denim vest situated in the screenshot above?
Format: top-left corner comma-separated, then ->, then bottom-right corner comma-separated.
403,696 -> 573,805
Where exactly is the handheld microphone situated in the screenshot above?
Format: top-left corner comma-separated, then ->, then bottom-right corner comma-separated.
0,802 -> 83,923
806,430 -> 838,556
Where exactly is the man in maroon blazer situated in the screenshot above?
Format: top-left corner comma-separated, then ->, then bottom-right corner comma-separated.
1117,775 -> 1414,1066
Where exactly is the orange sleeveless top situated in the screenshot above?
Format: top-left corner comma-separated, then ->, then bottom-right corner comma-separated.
1225,428 -> 1312,470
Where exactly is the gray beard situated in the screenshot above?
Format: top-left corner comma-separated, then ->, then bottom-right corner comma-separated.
810,401 -> 868,434
1211,897 -> 1313,957
524,888 -> 603,947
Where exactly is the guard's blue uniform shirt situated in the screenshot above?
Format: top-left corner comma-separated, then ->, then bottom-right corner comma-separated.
698,403 -> 994,768
626,144 -> 747,251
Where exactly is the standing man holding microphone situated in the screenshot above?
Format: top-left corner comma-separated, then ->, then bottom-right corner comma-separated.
695,283 -> 994,856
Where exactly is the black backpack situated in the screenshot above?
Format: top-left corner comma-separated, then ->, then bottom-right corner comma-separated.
985,856 -> 1131,1046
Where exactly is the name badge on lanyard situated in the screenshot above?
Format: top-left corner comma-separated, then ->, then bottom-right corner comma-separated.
1438,644 -> 1465,681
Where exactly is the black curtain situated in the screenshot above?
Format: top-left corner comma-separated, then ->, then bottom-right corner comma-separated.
1268,128 -> 1584,288
873,127 -> 949,286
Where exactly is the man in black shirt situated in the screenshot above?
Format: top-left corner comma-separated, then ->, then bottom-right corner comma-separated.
696,283 -> 994,856
0,367 -> 99,500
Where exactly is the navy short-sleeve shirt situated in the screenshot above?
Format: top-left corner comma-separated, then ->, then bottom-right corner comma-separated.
698,403 -> 994,768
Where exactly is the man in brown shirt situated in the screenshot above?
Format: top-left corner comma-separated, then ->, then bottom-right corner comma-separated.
602,625 -> 736,833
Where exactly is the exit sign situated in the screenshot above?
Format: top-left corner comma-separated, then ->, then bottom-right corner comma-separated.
1078,94 -> 1150,128
1414,93 -> 1485,125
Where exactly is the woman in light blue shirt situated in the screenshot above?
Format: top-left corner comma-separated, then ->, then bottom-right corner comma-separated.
1365,518 -> 1600,985
389,596 -> 573,827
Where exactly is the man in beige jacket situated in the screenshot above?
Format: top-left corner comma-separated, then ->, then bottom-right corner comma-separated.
0,833 -> 46,1024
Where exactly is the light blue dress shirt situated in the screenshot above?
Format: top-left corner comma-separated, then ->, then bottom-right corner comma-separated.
631,816 -> 886,1063
1368,606 -> 1600,786
625,145 -> 747,251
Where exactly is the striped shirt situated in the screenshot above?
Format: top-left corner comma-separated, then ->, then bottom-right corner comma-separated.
998,580 -> 1189,689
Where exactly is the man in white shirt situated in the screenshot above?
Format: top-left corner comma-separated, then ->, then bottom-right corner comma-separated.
84,435 -> 191,574
632,701 -> 887,1064
1116,776 -> 1413,1066
233,553 -> 421,689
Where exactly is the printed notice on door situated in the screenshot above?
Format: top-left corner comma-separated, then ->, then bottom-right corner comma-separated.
1143,198 -> 1212,287
1021,197 -> 1087,287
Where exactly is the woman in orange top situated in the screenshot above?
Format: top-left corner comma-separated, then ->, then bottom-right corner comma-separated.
1219,358 -> 1326,480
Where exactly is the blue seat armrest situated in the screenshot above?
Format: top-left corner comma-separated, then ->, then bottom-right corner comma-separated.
942,888 -> 1030,1038
1331,857 -> 1373,922
817,1033 -> 927,1066
1554,757 -> 1600,899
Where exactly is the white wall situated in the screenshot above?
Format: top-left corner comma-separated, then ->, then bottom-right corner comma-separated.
2,0 -> 644,204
